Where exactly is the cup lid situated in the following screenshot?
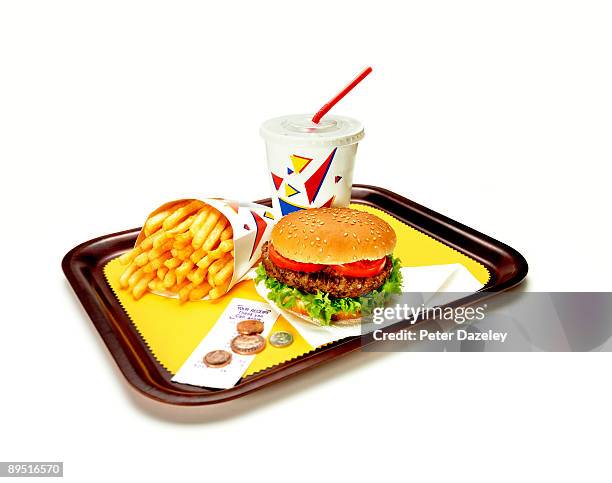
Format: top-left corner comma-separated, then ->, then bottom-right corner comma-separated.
260,114 -> 364,147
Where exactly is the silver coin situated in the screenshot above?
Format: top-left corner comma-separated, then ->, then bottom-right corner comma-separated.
269,331 -> 294,348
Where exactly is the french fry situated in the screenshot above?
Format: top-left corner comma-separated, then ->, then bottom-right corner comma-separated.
196,254 -> 215,270
133,273 -> 155,300
208,253 -> 232,277
187,266 -> 207,285
143,201 -> 187,236
119,246 -> 142,265
169,280 -> 190,293
141,260 -> 155,274
202,218 -> 228,252
168,214 -> 197,235
163,269 -> 177,288
134,251 -> 150,267
149,252 -> 171,271
128,267 -> 146,288
144,212 -> 170,237
152,232 -> 172,249
148,278 -> 165,292
189,283 -> 211,301
138,229 -> 166,251
164,257 -> 182,269
122,228 -> 166,266
209,281 -> 230,300
178,283 -> 196,304
192,239 -> 233,266
220,225 -> 233,242
148,239 -> 173,260
213,256 -> 234,286
192,209 -> 221,249
119,263 -> 138,288
189,207 -> 211,235
217,239 -> 234,254
157,266 -> 168,280
162,200 -> 203,230
175,260 -> 194,284
189,247 -> 207,264
172,231 -> 192,249
176,246 -> 194,261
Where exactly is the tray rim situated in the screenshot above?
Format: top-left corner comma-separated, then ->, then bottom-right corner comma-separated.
62,184 -> 528,405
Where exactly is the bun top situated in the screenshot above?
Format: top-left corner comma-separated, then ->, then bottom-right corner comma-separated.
271,207 -> 397,264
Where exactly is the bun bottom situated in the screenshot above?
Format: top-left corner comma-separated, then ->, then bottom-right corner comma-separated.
289,300 -> 362,327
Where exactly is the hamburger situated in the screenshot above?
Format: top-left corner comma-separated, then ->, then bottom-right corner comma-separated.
255,207 -> 403,325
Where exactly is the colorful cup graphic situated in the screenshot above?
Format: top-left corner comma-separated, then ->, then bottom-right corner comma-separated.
260,114 -> 364,217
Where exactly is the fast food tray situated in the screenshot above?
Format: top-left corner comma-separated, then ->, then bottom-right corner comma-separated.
62,185 -> 528,405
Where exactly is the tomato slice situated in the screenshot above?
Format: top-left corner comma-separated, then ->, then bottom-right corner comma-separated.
268,243 -> 324,273
331,257 -> 387,278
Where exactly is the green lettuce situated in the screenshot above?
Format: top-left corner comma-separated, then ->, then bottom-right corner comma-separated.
255,257 -> 403,326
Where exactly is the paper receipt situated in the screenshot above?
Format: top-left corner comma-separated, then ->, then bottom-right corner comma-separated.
171,298 -> 279,389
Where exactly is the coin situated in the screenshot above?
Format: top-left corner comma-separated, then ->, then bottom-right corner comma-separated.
203,350 -> 232,368
236,319 -> 265,335
230,334 -> 266,355
269,331 -> 294,348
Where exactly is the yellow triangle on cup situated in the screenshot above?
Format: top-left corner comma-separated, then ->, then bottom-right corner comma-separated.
285,183 -> 300,197
290,154 -> 312,174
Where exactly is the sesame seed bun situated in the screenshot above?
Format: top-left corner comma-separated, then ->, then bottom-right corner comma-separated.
270,207 -> 397,265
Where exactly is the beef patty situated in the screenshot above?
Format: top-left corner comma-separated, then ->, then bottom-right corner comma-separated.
261,242 -> 393,299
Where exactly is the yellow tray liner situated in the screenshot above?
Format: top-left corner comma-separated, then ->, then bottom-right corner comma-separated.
103,204 -> 490,378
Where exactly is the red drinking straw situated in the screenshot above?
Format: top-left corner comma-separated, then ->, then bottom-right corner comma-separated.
311,66 -> 373,124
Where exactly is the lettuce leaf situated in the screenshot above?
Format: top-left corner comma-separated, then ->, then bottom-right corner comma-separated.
255,257 -> 403,326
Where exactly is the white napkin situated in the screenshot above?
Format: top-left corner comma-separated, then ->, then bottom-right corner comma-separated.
254,263 -> 484,348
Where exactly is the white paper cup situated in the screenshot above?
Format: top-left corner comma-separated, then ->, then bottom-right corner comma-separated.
260,114 -> 364,216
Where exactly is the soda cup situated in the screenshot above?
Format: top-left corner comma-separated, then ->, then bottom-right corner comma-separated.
260,114 -> 364,217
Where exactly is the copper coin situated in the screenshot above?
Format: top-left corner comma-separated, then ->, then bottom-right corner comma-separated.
203,350 -> 232,368
269,331 -> 294,348
236,319 -> 265,335
230,334 -> 266,355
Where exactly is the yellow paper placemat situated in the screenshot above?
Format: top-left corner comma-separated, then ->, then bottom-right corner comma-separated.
103,204 -> 490,377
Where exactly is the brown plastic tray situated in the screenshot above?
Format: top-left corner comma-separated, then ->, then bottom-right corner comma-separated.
63,185 -> 528,405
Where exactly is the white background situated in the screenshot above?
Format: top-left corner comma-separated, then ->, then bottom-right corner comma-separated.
1,0 -> 611,481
